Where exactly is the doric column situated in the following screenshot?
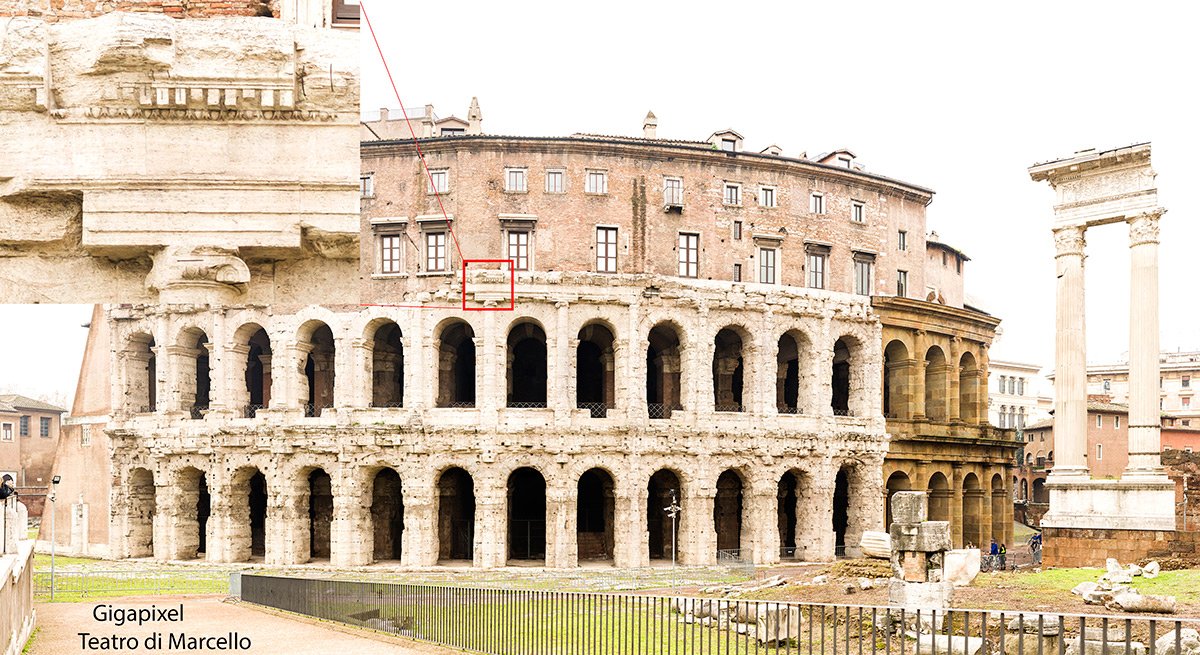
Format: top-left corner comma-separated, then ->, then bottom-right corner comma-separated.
552,301 -> 571,422
948,337 -> 963,421
950,464 -> 964,548
1050,226 -> 1089,478
546,483 -> 574,568
748,477 -> 779,565
685,482 -> 717,566
613,487 -> 641,568
1125,210 -> 1168,479
976,344 -> 991,425
330,472 -> 371,567
912,330 -> 928,420
401,484 -> 436,567
816,316 -> 834,416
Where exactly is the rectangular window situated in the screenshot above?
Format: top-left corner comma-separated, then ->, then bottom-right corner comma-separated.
1096,444 -> 1103,460
505,168 -> 527,192
854,257 -> 874,295
1018,378 -> 1025,395
596,227 -> 618,273
333,0 -> 360,23
1185,376 -> 1192,388
1185,397 -> 1192,409
428,169 -> 449,194
733,221 -> 742,241
759,186 -> 776,208
39,417 -> 49,437
1103,378 -> 1111,390
379,233 -> 404,274
721,138 -> 736,152
425,231 -> 447,272
898,230 -> 908,251
81,424 -> 91,447
545,170 -> 565,193
507,230 -> 530,271
810,193 -> 825,214
1097,414 -> 1103,428
1,423 -> 10,442
678,233 -> 699,278
723,183 -> 741,206
18,416 -> 28,437
585,170 -> 608,194
733,263 -> 742,282
360,173 -> 374,198
807,251 -> 827,289
1115,415 -> 1122,428
758,247 -> 777,284
664,177 -> 683,206
897,270 -> 908,297
851,201 -> 865,223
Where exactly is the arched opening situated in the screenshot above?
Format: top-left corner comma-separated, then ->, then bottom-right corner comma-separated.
832,338 -> 852,415
437,467 -> 475,562
177,328 -> 210,419
776,331 -> 808,414
176,467 -> 209,560
832,467 -> 850,556
777,470 -> 804,559
437,321 -> 476,407
127,468 -> 155,558
646,323 -> 683,419
885,471 -> 912,528
577,468 -> 615,563
1032,478 -> 1047,503
991,473 -> 1006,549
1020,478 -> 1029,501
883,340 -> 911,419
712,328 -> 745,412
577,323 -> 616,418
227,467 -> 267,561
299,322 -> 336,417
924,346 -> 948,420
370,321 -> 404,407
507,467 -> 546,562
507,322 -> 547,407
249,471 -> 267,558
647,469 -> 681,561
371,469 -> 404,561
927,472 -> 951,522
962,472 -> 983,548
959,352 -> 979,423
713,469 -> 744,556
240,326 -> 272,417
124,333 -> 157,413
308,469 -> 333,560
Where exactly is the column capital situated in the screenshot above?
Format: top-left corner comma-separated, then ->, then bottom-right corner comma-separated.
1128,209 -> 1165,247
1052,225 -> 1086,257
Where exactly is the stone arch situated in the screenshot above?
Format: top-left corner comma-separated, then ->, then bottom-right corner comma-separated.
647,468 -> 683,561
297,320 -> 336,417
307,468 -> 333,561
832,461 -> 875,557
885,471 -> 912,528
367,319 -> 404,407
924,345 -> 948,421
507,319 -> 548,407
232,323 -> 271,417
126,467 -> 156,558
175,326 -> 211,419
507,466 -> 547,562
227,466 -> 268,561
883,339 -> 911,419
959,351 -> 980,423
577,321 -> 616,417
123,332 -> 157,413
370,467 -> 405,561
713,469 -> 745,556
927,471 -> 951,522
777,469 -> 811,559
173,466 -> 210,560
1020,478 -> 1029,501
1032,477 -> 1047,503
435,319 -> 476,407
777,329 -> 814,414
712,327 -> 746,412
577,467 -> 616,563
831,334 -> 867,416
436,466 -> 475,563
962,472 -> 983,548
647,322 -> 683,419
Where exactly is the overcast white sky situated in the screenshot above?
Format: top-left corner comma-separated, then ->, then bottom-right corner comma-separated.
3,2 -> 1197,405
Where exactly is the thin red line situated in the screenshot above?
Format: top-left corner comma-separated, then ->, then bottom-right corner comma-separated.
361,1 -> 464,262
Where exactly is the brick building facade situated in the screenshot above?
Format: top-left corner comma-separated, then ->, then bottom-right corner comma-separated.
0,395 -> 66,516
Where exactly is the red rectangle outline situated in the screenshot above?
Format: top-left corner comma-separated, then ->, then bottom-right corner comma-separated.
461,259 -> 516,311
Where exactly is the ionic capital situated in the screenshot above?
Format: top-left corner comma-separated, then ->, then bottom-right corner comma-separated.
1128,209 -> 1165,247
1052,226 -> 1086,258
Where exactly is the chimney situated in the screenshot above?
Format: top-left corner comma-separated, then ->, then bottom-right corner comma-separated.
421,103 -> 435,138
468,96 -> 482,135
379,107 -> 388,122
643,110 -> 657,139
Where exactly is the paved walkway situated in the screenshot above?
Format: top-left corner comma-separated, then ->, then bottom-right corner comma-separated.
29,596 -> 462,654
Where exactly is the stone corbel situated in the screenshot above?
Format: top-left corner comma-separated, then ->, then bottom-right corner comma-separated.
146,246 -> 250,303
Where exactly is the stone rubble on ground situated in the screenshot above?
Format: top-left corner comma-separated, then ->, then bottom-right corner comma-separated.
1083,558 -> 1173,613
1155,628 -> 1200,655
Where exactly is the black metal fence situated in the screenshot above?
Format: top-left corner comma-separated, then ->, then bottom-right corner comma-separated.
239,574 -> 1200,655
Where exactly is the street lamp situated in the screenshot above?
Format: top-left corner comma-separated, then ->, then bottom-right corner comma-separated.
50,475 -> 60,601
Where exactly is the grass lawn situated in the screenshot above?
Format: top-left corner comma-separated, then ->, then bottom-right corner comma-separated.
980,567 -> 1200,604
32,554 -> 106,571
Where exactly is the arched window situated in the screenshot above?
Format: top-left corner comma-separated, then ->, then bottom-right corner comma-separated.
437,321 -> 476,408
507,321 -> 547,407
577,323 -> 616,418
647,323 -> 683,419
712,328 -> 745,412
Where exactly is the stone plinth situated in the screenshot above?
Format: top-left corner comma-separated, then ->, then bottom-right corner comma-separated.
1041,478 -> 1175,531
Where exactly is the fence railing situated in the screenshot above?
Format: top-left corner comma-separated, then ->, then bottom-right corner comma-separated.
240,574 -> 1200,655
34,569 -> 230,601
578,402 -> 608,418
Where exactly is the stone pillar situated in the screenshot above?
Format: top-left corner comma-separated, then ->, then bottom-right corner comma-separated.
330,473 -> 371,567
816,317 -> 834,417
227,343 -> 251,414
912,330 -> 928,420
267,477 -> 308,566
547,484 -> 574,568
948,337 -> 963,421
796,463 -> 835,560
553,302 -> 571,423
401,485 -> 436,567
350,337 -> 372,408
950,465 -> 964,548
476,474 -> 506,567
686,483 -> 717,566
1125,210 -> 1168,479
614,487 -> 641,568
749,479 -> 779,565
1050,226 -> 1089,479
976,344 -> 990,424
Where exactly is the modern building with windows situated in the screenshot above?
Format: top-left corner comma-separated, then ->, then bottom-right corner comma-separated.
0,394 -> 66,516
988,360 -> 1052,430
1085,351 -> 1200,427
48,102 -> 1014,566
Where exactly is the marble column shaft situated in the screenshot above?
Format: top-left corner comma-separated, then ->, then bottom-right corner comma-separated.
1051,226 -> 1088,478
